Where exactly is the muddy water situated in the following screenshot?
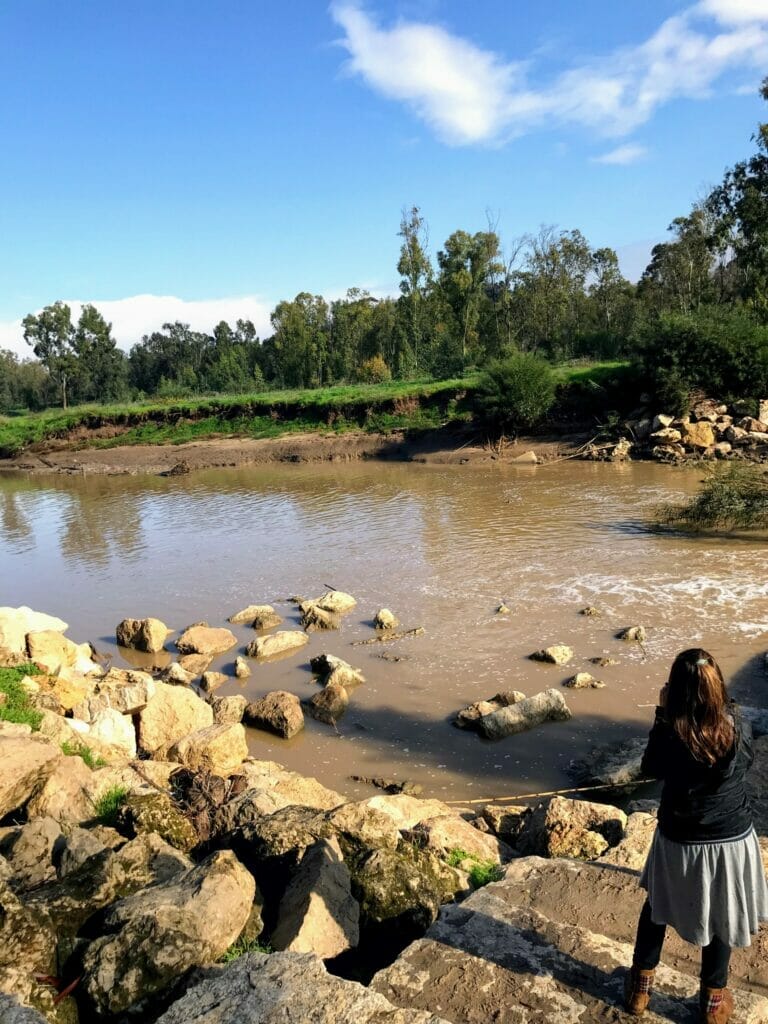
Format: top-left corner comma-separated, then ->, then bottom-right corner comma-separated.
1,460 -> 767,802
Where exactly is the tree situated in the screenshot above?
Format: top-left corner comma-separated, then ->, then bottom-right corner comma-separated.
269,293 -> 330,388
437,229 -> 502,366
73,304 -> 127,402
397,206 -> 433,371
22,301 -> 76,408
638,206 -> 718,315
128,322 -> 211,394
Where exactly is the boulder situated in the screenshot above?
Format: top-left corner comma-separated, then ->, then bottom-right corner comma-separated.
154,952 -> 448,1024
0,817 -> 62,891
176,624 -> 237,656
307,680 -> 349,724
454,691 -> 526,730
529,645 -> 573,666
724,425 -> 749,443
0,607 -> 67,660
300,602 -> 340,632
138,681 -> 214,757
234,760 -> 343,813
163,662 -> 194,685
177,653 -> 212,677
374,609 -> 398,630
516,795 -> 627,859
359,794 -> 455,832
315,591 -> 357,614
477,688 -> 572,740
324,802 -> 401,851
568,736 -> 647,787
71,667 -> 156,721
229,604 -> 283,628
244,691 -> 304,738
57,826 -> 110,877
480,804 -> 530,845
119,791 -> 198,852
86,706 -> 137,757
26,751 -> 93,823
510,450 -> 538,464
234,656 -> 250,679
651,413 -> 674,431
116,617 -> 170,653
201,670 -> 228,694
310,653 -> 365,688
169,723 -> 249,776
0,736 -> 61,818
563,672 -> 605,690
617,625 -> 646,642
271,837 -> 360,957
737,416 -> 768,433
81,850 -> 254,1016
598,811 -> 657,871
211,693 -> 248,725
649,427 -> 682,445
0,993 -> 50,1023
26,630 -> 99,676
246,631 -> 309,660
408,815 -> 509,864
0,879 -> 57,989
680,421 -> 716,449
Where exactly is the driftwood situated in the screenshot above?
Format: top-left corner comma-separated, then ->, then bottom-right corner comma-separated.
351,626 -> 425,646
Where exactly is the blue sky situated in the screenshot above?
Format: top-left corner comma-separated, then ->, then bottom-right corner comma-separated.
1,0 -> 766,352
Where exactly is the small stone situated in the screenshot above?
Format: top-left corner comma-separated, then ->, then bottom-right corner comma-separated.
307,681 -> 349,725
234,657 -> 250,679
529,645 -> 574,666
374,609 -> 399,631
201,671 -> 228,694
579,606 -> 600,617
617,626 -> 646,642
164,663 -> 194,686
496,603 -> 511,615
564,672 -> 605,690
589,656 -> 619,667
314,591 -> 357,614
246,631 -> 309,660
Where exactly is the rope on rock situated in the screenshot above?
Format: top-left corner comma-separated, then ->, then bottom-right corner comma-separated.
443,778 -> 654,806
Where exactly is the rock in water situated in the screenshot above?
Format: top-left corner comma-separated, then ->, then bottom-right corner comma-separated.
245,691 -> 305,739
271,837 -> 359,957
234,656 -> 250,679
309,653 -> 365,688
210,694 -> 248,725
529,645 -> 574,666
454,691 -> 526,730
229,604 -> 283,629
81,850 -> 255,1017
307,681 -> 349,725
568,737 -> 647,787
116,617 -> 170,653
477,689 -> 572,740
176,624 -> 237,656
300,602 -> 340,632
617,626 -> 646,642
246,631 -> 309,660
314,591 -> 357,614
374,609 -> 399,630
563,672 -> 605,690
201,670 -> 228,694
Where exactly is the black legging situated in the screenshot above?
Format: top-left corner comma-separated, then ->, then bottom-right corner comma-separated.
633,899 -> 731,988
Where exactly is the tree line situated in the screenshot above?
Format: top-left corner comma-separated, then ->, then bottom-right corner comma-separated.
4,79 -> 768,414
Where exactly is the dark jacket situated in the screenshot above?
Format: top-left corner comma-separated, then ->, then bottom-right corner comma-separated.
641,704 -> 754,843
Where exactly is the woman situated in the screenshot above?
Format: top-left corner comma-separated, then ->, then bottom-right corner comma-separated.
625,649 -> 768,1023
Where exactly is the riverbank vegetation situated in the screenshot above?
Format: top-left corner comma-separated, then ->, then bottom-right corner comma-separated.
3,80 -> 768,432
656,463 -> 768,531
0,664 -> 42,730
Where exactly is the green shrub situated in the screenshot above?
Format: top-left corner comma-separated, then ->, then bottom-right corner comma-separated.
357,355 -> 392,384
218,936 -> 273,962
0,664 -> 43,730
656,462 -> 768,531
61,740 -> 106,769
93,785 -> 129,826
474,353 -> 556,432
445,847 -> 503,887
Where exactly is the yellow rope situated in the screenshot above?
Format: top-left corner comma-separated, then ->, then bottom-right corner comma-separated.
443,778 -> 653,806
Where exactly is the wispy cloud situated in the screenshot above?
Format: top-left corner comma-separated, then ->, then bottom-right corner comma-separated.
330,2 -> 768,147
0,294 -> 273,359
592,143 -> 648,165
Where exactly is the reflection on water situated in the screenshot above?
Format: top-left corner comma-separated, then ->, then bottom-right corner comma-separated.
1,461 -> 767,799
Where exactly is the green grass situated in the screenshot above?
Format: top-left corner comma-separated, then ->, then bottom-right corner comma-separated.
61,739 -> 107,769
552,360 -> 632,386
92,784 -> 129,826
655,462 -> 768,532
445,847 -> 504,887
0,664 -> 43,730
218,936 -> 273,963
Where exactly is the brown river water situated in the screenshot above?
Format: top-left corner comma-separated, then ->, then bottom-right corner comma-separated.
1,460 -> 766,803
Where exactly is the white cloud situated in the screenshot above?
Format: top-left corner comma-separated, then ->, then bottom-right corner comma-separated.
0,294 -> 273,359
331,3 -> 768,146
592,143 -> 648,165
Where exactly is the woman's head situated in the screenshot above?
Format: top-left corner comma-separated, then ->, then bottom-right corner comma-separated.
665,648 -> 734,763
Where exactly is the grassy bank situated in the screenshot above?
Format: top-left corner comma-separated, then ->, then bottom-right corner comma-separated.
0,362 -> 634,459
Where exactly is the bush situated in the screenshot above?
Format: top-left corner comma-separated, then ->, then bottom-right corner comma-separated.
655,462 -> 768,531
474,353 -> 556,431
445,847 -> 503,887
93,785 -> 129,826
357,355 -> 392,384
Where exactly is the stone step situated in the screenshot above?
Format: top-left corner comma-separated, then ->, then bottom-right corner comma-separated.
371,865 -> 768,1024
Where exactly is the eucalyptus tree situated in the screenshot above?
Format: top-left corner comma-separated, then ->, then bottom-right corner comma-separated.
73,304 -> 128,402
22,301 -> 76,408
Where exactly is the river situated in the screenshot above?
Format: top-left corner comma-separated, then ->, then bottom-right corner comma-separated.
1,460 -> 766,802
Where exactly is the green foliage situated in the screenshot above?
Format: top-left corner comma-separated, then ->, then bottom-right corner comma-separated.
93,785 -> 129,826
357,355 -> 392,384
656,463 -> 768,532
445,848 -> 504,887
474,353 -> 556,431
0,664 -> 43,730
61,740 -> 106,769
218,936 -> 273,963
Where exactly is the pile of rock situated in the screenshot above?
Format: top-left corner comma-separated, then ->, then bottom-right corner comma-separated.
631,399 -> 768,464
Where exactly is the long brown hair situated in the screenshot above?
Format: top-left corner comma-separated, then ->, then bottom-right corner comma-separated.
665,648 -> 735,764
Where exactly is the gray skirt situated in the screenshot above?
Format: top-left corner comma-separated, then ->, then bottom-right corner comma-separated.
639,826 -> 768,947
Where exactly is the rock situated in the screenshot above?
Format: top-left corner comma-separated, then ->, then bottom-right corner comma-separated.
529,644 -> 573,665
245,691 -> 304,738
454,691 -> 526,730
680,421 -> 716,449
57,826 -> 109,877
374,609 -> 399,630
0,606 -> 67,660
26,751 -> 93,823
568,737 -> 647,787
617,625 -> 646,641
588,656 -> 619,667
234,761 -> 344,813
177,653 -> 212,677
609,437 -> 632,461
516,795 -> 627,859
0,878 -> 57,988
210,693 -> 248,725
176,624 -> 237,656
0,993 -> 50,1023
651,413 -> 674,431
163,662 -> 194,685
725,425 -> 749,443
324,802 -> 401,850
138,681 -> 214,757
154,952 -> 448,1024
477,688 -> 572,740
234,656 -> 250,679
564,672 -> 605,689
0,817 -> 62,891
169,723 -> 249,776
307,680 -> 349,724
358,794 -> 455,832
314,591 -> 357,614
480,804 -> 530,845
89,706 -> 137,757
651,443 -> 685,462
746,734 -> 767,834
116,617 -> 170,653
598,811 -> 657,871
271,837 -> 360,957
201,670 -> 228,694
119,791 -> 199,852
649,427 -> 682,444
300,602 -> 340,632
246,630 -> 309,660
71,666 -> 156,721
496,603 -> 511,614
510,450 -> 538,464
0,722 -> 32,738
229,604 -> 283,628
309,653 -> 365,688
81,850 -> 255,1017
579,606 -> 600,617
737,416 -> 768,433
26,630 -> 99,676
0,736 -> 61,818
741,705 -> 768,738
714,441 -> 733,457
408,815 -> 509,864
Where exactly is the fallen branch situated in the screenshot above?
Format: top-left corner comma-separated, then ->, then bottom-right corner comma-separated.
351,626 -> 425,646
443,778 -> 654,806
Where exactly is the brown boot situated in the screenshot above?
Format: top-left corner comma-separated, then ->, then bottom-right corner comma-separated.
700,987 -> 734,1024
625,967 -> 655,1015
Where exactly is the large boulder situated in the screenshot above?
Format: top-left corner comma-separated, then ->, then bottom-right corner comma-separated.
246,631 -> 309,660
680,421 -> 716,449
88,706 -> 137,758
568,736 -> 647,787
408,815 -> 510,865
0,879 -> 57,991
315,591 -> 357,614
529,645 -> 573,666
81,850 -> 255,1017
358,794 -> 455,833
176,624 -> 237,656
307,680 -> 349,724
154,952 -> 448,1024
244,691 -> 304,739
454,691 -> 526,730
116,617 -> 170,653
229,604 -> 283,628
0,817 -> 62,892
71,667 -> 156,722
516,795 -> 627,859
168,723 -> 249,776
300,602 -> 340,632
271,837 -> 360,957
0,736 -> 61,818
26,630 -> 99,676
598,811 -> 657,871
0,607 -> 67,660
119,792 -> 198,852
477,688 -> 572,739
234,760 -> 344,812
0,993 -> 50,1023
210,694 -> 248,725
138,681 -> 214,757
25,752 -> 93,823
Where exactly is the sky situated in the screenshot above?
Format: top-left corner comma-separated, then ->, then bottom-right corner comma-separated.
0,0 -> 766,355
